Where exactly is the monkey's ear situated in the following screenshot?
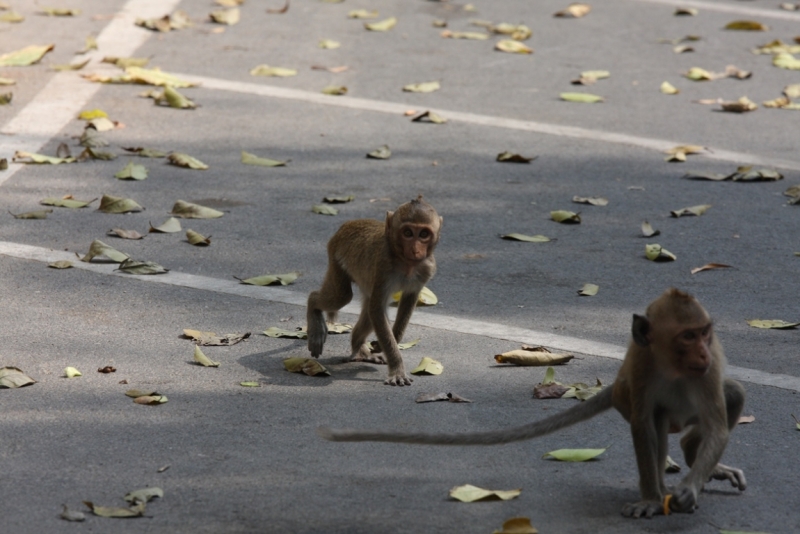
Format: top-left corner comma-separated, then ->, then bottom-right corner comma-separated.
385,210 -> 394,232
439,216 -> 443,227
632,314 -> 651,347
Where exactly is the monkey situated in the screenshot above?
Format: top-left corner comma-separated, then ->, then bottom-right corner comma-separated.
307,196 -> 442,387
318,289 -> 746,518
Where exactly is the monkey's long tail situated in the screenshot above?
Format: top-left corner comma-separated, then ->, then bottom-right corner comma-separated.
317,386 -> 614,445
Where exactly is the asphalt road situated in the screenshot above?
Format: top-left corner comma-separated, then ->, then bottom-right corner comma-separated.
1,0 -> 799,533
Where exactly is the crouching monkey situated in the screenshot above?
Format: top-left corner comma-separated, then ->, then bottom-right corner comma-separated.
307,196 -> 442,386
319,288 -> 746,518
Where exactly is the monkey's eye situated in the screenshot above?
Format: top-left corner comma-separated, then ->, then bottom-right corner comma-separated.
419,229 -> 430,238
681,331 -> 697,342
403,228 -> 413,238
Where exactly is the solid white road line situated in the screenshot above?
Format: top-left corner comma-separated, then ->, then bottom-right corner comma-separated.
174,74 -> 800,172
628,0 -> 800,21
0,0 -> 183,187
1,240 -> 798,393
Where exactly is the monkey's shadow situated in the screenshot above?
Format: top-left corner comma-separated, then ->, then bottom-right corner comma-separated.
238,343 -> 383,388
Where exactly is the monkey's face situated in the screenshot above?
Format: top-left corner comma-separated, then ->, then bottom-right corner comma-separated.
671,322 -> 714,376
398,223 -> 437,263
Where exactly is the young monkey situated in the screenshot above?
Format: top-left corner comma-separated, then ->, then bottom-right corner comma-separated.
307,196 -> 442,386
319,289 -> 746,518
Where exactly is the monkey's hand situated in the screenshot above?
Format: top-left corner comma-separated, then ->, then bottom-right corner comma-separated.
709,463 -> 746,491
384,370 -> 412,387
621,500 -> 664,519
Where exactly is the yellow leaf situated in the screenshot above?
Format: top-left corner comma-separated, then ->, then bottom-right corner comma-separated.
410,357 -> 443,375
670,204 -> 711,217
493,517 -> 539,534
554,3 -> 591,18
283,357 -> 331,376
660,81 -> 679,94
249,65 -> 297,77
645,244 -> 676,262
725,20 -> 768,31
543,447 -> 607,461
0,45 -> 54,66
551,210 -> 581,223
364,17 -> 396,31
746,319 -> 799,329
578,283 -> 599,296
449,484 -> 521,502
495,348 -> 574,366
495,40 -> 533,54
391,286 -> 438,305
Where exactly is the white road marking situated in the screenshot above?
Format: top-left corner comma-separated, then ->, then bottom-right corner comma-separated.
0,0 -> 183,187
173,74 -> 800,172
1,240 -> 798,393
628,0 -> 800,21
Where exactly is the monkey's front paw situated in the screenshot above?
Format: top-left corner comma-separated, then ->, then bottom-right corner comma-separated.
307,334 -> 325,358
621,500 -> 663,519
710,463 -> 746,491
384,373 -> 413,386
670,486 -> 698,514
351,346 -> 387,364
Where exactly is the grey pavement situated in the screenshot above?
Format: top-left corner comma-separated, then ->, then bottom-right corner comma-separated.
1,0 -> 799,533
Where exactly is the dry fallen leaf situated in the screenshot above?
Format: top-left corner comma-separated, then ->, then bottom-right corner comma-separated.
241,150 -> 288,167
578,283 -> 599,296
186,229 -> 211,246
674,7 -> 698,16
170,200 -> 224,219
49,260 -> 73,269
98,195 -> 143,214
367,145 -> 391,159
168,152 -> 208,170
403,81 -> 440,93
236,272 -> 298,286
183,329 -> 251,346
149,217 -> 182,233
83,501 -> 145,518
720,97 -> 757,113
497,151 -> 536,163
641,221 -> 660,237
107,228 -> 144,240
321,85 -> 348,95
283,357 -> 330,376
249,65 -> 297,77
194,346 -> 220,367
411,357 -> 443,375
572,196 -> 607,206
495,346 -> 574,366
117,259 -> 169,275
551,210 -> 581,223
746,319 -> 799,329
364,16 -> 396,31
449,485 -> 521,502
738,415 -> 755,424
560,92 -> 603,103
312,204 -> 338,216
691,263 -> 732,274
415,392 -> 472,403
80,240 -> 129,262
263,327 -> 307,339
495,40 -> 533,54
0,44 -> 54,67
725,20 -> 768,31
492,517 -> 538,534
554,3 -> 591,18
645,244 -> 676,262
500,233 -> 551,243
10,209 -> 53,219
411,110 -> 447,124
670,204 -> 711,217
543,447 -> 607,462
0,366 -> 36,388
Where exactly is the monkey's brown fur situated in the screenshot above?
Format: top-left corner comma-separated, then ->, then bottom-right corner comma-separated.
319,289 -> 746,518
307,196 -> 442,386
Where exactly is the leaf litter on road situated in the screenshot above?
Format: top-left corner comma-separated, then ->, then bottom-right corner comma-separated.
496,346 -> 574,366
449,485 -> 521,502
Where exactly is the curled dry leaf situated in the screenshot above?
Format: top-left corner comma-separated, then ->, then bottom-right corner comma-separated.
762,96 -> 800,110
168,152 -> 208,170
51,59 -> 90,71
402,81 -> 440,93
440,30 -> 489,40
124,487 -> 163,504
449,485 -> 521,503
77,147 -> 117,161
543,447 -> 607,462
495,40 -> 533,54
81,240 -> 129,262
133,395 -> 168,405
738,415 -> 756,424
392,286 -> 437,306
83,501 -> 145,518
560,92 -> 603,103
491,23 -> 532,41
670,204 -> 711,217
725,20 -> 768,31
501,233 -> 551,243
0,44 -> 54,67
107,228 -> 144,240
322,85 -> 347,96
60,505 -> 85,522
10,209 -> 53,219
209,7 -> 239,25
533,382 -> 571,399
117,259 -> 169,275
326,322 -> 353,334
123,147 -> 167,158
578,283 -> 599,296
720,97 -> 757,113
349,9 -> 378,19
312,204 -> 338,215
149,217 -> 182,233
160,85 -> 197,109
14,151 -> 75,164
492,517 -> 538,534
98,195 -> 143,214
41,196 -> 95,208
551,210 -> 581,223
416,392 -> 473,403
182,329 -> 251,346
746,319 -> 799,329
249,65 -> 297,77
364,17 -> 396,31
411,111 -> 447,123
495,346 -> 574,366
237,272 -> 298,286
496,151 -> 536,163
690,263 -> 732,275
645,244 -> 676,262
323,195 -> 354,204
283,357 -> 330,376
241,151 -> 288,167
263,327 -> 307,339
170,200 -> 224,219
0,366 -> 36,388
125,389 -> 158,398
773,52 -> 800,70
49,260 -> 73,269
641,221 -> 660,237
186,229 -> 211,246
411,357 -> 443,375
572,196 -> 607,206
554,3 -> 591,18
194,346 -> 220,367
572,70 -> 609,85
367,145 -> 391,159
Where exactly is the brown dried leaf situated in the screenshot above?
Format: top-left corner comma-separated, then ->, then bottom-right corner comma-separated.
690,263 -> 732,275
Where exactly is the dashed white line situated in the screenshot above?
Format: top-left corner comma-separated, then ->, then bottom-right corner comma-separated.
627,0 -> 800,21
1,240 -> 798,393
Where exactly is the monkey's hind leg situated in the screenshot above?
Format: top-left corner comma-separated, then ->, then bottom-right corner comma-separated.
349,306 -> 385,364
307,261 -> 353,358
